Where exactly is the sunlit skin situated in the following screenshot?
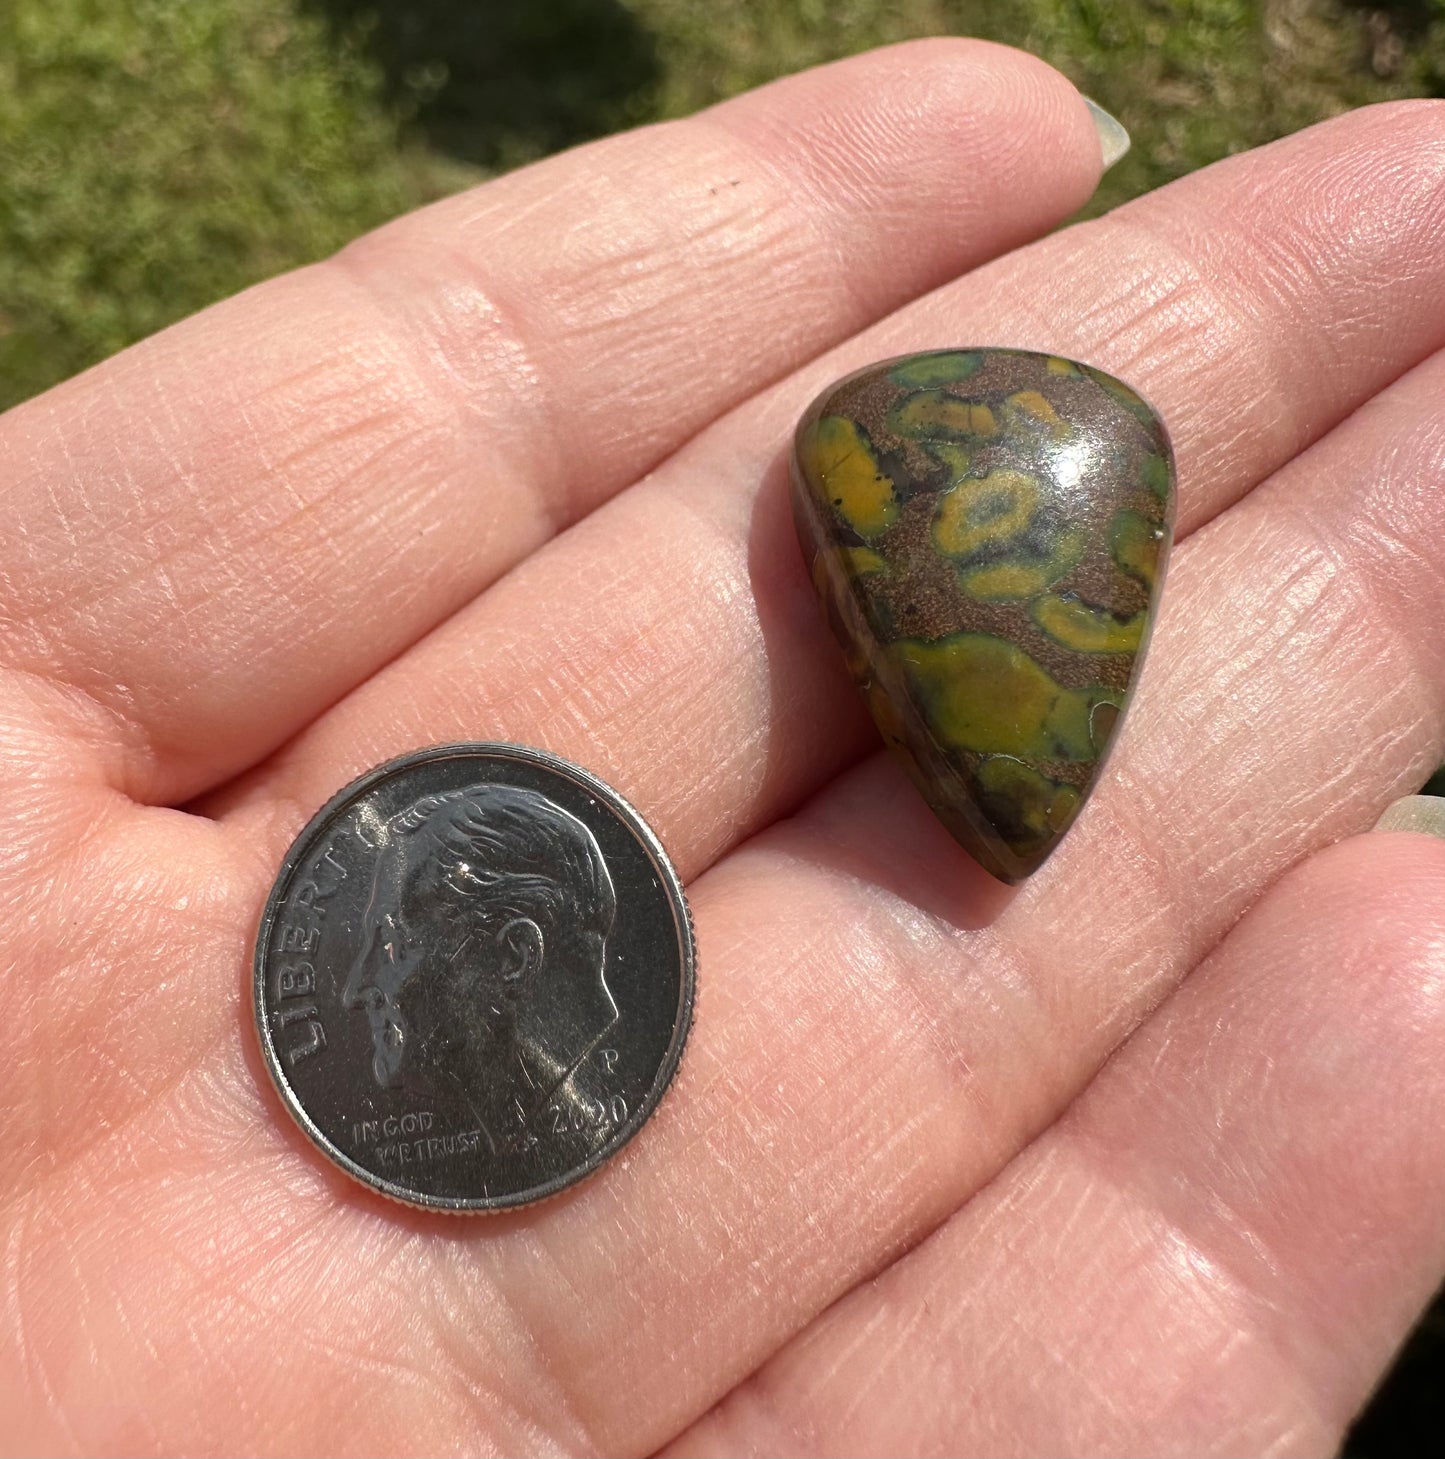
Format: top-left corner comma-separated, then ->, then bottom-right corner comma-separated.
2,38 -> 1445,1456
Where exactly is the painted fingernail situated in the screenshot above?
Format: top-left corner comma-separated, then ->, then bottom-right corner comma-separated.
1083,96 -> 1131,172
1372,795 -> 1445,838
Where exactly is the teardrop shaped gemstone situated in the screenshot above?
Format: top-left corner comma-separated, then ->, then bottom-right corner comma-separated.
791,348 -> 1174,884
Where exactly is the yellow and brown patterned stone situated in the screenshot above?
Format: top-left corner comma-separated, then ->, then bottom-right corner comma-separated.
791,348 -> 1174,883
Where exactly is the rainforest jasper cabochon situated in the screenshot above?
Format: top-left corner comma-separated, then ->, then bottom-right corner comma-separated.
791,348 -> 1175,884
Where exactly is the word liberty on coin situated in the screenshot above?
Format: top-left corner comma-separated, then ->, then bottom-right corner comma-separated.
253,743 -> 695,1211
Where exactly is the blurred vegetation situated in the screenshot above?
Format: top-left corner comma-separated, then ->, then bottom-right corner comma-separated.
1,0 -> 1443,1451
0,1 -> 448,400
2,0 -> 1444,410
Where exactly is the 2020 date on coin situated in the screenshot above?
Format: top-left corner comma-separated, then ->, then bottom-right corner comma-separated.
253,743 -> 696,1212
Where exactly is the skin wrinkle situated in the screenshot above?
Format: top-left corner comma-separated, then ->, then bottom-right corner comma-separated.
1101,929 -> 1442,1430
1110,1227 -> 1323,1452
6,361 -> 281,627
1099,614 -> 1305,919
1276,482 -> 1445,758
1122,495 -> 1429,887
1339,491 -> 1445,660
773,797 -> 1041,1153
55,1200 -> 103,1442
1066,1130 -> 1312,1403
1316,142 -> 1445,297
705,45 -> 1093,307
1034,781 -> 1183,1010
328,237 -> 562,530
0,667 -> 145,797
1035,213 -> 1298,534
0,824 -> 251,1185
438,1222 -> 591,1393
0,327 -> 471,795
1038,1229 -> 1247,1449
764,842 -> 1445,1455
476,1230 -> 670,1452
0,796 -> 123,966
688,108 -> 887,331
240,476 -> 764,857
3,1195 -> 73,1454
12,954 -> 192,1186
433,1271 -> 597,1457
697,852 -> 1015,1283
1201,109 -> 1445,323
797,1317 -> 904,1446
686,1044 -> 1338,1457
135,1179 -> 464,1451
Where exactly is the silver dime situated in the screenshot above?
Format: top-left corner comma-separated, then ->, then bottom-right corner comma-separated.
253,743 -> 695,1211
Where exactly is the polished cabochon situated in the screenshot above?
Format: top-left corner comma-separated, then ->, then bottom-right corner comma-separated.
791,348 -> 1175,883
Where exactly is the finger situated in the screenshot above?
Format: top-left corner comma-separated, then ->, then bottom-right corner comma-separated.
248,299 -> 1445,1448
27,333 -> 1444,1457
13,109 -> 1445,1453
226,100 -> 1445,882
549,312 -> 1445,1446
0,39 -> 1105,805
673,831 -> 1445,1458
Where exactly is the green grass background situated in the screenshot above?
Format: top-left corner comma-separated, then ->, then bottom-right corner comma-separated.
2,0 -> 1444,1450
3,0 -> 1445,409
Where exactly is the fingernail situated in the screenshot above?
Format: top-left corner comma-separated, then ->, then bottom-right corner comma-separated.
1372,795 -> 1445,838
1083,96 -> 1130,172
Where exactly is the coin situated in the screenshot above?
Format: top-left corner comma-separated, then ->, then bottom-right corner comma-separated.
253,743 -> 695,1211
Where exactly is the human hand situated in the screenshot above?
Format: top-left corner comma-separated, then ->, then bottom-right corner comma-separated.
3,39 -> 1444,1455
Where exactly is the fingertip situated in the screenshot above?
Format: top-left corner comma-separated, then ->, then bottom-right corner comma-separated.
1272,821 -> 1445,945
705,37 -> 1106,259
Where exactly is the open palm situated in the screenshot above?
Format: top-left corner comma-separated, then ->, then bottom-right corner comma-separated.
4,40 -> 1445,1456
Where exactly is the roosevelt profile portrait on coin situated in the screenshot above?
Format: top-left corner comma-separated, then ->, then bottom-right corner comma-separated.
340,783 -> 620,1155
